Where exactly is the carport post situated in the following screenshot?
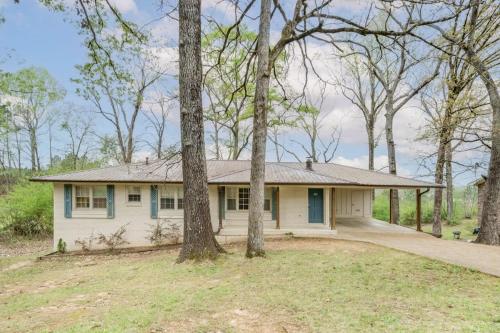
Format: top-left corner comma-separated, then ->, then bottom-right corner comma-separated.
330,188 -> 336,230
389,189 -> 393,224
416,189 -> 422,232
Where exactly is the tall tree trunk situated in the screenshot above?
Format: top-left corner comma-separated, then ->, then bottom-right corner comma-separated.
474,63 -> 500,245
445,143 -> 453,223
367,122 -> 375,199
29,127 -> 37,172
177,0 -> 224,262
464,0 -> 499,245
384,104 -> 399,224
232,121 -> 239,160
48,123 -> 53,168
432,135 -> 446,236
367,124 -> 375,171
246,0 -> 271,258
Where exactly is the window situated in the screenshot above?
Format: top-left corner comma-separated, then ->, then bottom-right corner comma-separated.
127,186 -> 141,202
238,188 -> 249,210
177,187 -> 184,209
75,186 -> 90,208
227,187 -> 236,210
264,188 -> 271,211
92,186 -> 107,209
160,186 -> 175,209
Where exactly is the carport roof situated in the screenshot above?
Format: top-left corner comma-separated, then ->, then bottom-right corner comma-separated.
32,159 -> 443,188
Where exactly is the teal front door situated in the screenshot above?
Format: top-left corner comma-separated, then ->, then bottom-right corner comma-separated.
308,188 -> 324,223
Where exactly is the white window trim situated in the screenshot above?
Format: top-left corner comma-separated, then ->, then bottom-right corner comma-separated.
226,186 -> 273,213
159,185 -> 184,211
73,185 -> 107,211
126,185 -> 142,206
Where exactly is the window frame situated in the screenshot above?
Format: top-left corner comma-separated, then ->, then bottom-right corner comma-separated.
92,185 -> 108,209
225,186 -> 273,212
127,186 -> 142,203
238,187 -> 250,210
159,185 -> 184,211
74,185 -> 107,210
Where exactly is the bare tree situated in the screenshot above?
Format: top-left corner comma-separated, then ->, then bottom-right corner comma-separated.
397,0 -> 499,243
337,53 -> 385,171
60,106 -> 94,170
144,95 -> 171,159
177,0 -> 224,262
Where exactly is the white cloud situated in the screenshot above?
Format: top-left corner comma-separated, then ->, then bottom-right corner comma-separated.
333,154 -> 413,178
108,0 -> 137,14
202,0 -> 240,20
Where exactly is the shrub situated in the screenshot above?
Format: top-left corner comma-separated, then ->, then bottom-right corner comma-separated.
97,224 -> 129,251
57,238 -> 67,253
0,182 -> 53,237
146,219 -> 181,246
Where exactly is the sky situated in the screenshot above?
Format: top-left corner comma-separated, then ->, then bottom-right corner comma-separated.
0,0 -> 489,186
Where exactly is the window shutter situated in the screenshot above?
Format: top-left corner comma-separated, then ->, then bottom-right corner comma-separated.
64,184 -> 72,218
106,185 -> 115,218
150,185 -> 158,219
218,186 -> 225,219
271,187 -> 278,220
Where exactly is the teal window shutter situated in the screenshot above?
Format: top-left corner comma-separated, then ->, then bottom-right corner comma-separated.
218,186 -> 225,219
64,184 -> 72,218
271,187 -> 278,220
151,185 -> 158,219
106,185 -> 115,218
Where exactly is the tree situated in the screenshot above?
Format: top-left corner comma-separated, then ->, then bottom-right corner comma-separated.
144,95 -> 171,159
219,0 -> 466,254
203,25 -> 256,160
177,0 -> 224,262
343,28 -> 440,225
75,46 -> 164,164
337,53 -> 385,171
246,0 -> 271,258
3,67 -> 64,171
394,0 -> 499,244
60,105 -> 94,170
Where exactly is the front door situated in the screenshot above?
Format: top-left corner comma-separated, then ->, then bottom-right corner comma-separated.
308,188 -> 324,223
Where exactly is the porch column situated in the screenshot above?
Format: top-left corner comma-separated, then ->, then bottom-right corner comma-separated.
389,189 -> 393,224
416,189 -> 422,232
275,187 -> 280,229
217,186 -> 225,232
330,188 -> 336,230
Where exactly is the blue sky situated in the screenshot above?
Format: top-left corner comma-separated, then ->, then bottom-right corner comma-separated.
0,1 -> 488,185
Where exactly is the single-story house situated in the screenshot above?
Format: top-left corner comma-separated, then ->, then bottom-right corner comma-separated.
473,175 -> 499,225
32,159 -> 442,251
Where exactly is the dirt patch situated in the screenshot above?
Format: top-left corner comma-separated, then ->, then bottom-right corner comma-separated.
0,237 -> 52,257
155,307 -> 307,333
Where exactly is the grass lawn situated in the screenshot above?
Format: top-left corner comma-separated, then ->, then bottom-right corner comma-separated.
421,219 -> 479,241
1,238 -> 499,333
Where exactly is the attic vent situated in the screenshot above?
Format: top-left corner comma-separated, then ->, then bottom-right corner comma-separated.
306,158 -> 313,171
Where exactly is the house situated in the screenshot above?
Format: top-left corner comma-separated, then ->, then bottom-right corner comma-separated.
474,176 -> 486,224
473,175 -> 497,225
32,159 -> 442,251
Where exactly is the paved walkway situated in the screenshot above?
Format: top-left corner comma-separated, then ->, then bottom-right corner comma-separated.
334,218 -> 500,277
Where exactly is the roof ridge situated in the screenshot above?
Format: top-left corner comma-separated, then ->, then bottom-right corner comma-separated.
207,166 -> 252,182
271,162 -> 354,184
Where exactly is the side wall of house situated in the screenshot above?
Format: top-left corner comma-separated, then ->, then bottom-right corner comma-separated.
53,183 -> 373,251
54,183 -> 223,251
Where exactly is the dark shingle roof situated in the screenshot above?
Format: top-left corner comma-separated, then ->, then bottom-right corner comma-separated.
31,159 -> 443,188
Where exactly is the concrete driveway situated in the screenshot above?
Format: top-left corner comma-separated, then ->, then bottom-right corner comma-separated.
334,218 -> 500,277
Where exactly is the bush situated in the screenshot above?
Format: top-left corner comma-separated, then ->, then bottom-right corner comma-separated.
0,182 -> 53,237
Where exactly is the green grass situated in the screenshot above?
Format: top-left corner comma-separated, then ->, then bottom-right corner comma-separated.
422,219 -> 479,241
1,239 -> 498,333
